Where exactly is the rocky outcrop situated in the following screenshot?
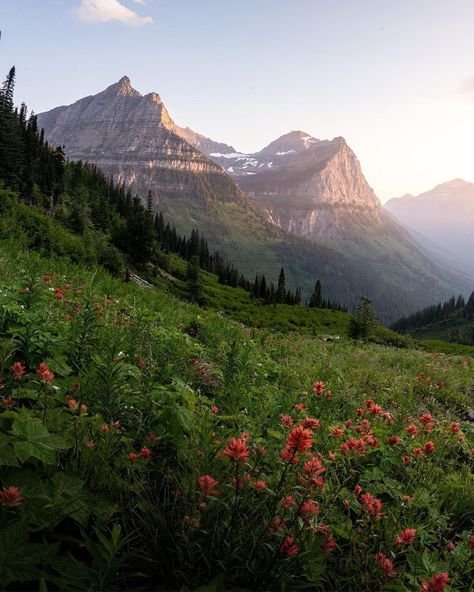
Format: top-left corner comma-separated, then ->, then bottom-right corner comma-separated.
228,135 -> 384,240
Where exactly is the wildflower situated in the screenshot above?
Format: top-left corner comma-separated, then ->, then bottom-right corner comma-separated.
80,403 -> 88,415
402,455 -> 411,464
140,446 -> 152,458
412,447 -> 424,457
111,420 -> 121,430
86,440 -> 95,449
405,424 -> 419,437
128,452 -> 137,462
43,274 -> 51,282
344,419 -> 353,428
210,405 -> 219,414
269,516 -> 286,533
0,486 -> 23,508
147,433 -> 158,443
340,437 -> 367,455
36,362 -> 54,385
135,359 -> 145,369
280,414 -> 294,427
419,573 -> 449,592
419,412 -> 433,425
313,380 -> 325,394
450,421 -> 460,434
280,535 -> 299,557
198,475 -> 219,497
223,437 -> 249,463
343,499 -> 350,509
325,390 -> 332,399
395,528 -> 416,545
302,417 -> 321,431
282,426 -> 314,460
293,402 -> 306,412
329,426 -> 345,439
102,423 -> 110,433
360,492 -> 383,520
354,484 -> 362,496
68,399 -> 79,411
328,451 -> 336,461
435,380 -> 444,389
1,397 -> 14,406
240,431 -> 251,442
356,408 -> 364,416
374,552 -> 396,578
388,435 -> 401,446
424,441 -> 435,454
320,532 -> 337,550
302,455 -> 325,487
300,500 -> 319,520
11,362 -> 26,380
400,494 -> 414,503
417,372 -> 424,381
54,287 -> 64,300
252,480 -> 267,491
282,495 -> 295,508
447,542 -> 456,551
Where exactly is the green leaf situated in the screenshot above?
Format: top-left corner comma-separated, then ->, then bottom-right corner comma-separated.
11,418 -> 69,465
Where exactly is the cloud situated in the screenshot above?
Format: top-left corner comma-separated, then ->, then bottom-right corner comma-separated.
74,0 -> 153,27
458,77 -> 474,100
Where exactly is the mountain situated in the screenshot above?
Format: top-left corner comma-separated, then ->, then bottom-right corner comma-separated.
37,78 -> 472,322
384,179 -> 474,274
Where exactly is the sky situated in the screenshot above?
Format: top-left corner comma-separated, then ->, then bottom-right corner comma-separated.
1,0 -> 474,201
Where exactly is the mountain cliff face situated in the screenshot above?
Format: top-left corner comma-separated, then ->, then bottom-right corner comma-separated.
226,134 -> 383,239
38,76 -> 242,204
37,78 -> 472,322
384,179 -> 474,274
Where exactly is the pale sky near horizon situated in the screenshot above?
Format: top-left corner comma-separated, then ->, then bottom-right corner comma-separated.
1,0 -> 473,201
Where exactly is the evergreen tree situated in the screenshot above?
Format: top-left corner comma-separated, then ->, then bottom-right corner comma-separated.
187,255 -> 203,303
276,268 -> 286,304
309,280 -> 322,308
348,297 -> 376,340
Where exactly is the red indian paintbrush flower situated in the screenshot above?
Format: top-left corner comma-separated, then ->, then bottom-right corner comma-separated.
360,492 -> 383,520
374,552 -> 396,578
198,475 -> 219,497
252,480 -> 267,491
419,573 -> 449,592
223,437 -> 249,463
395,528 -> 416,545
280,535 -> 299,557
0,486 -> 23,508
140,446 -> 152,458
302,455 -> 325,487
423,441 -> 435,454
11,362 -> 26,380
300,500 -> 319,520
287,425 -> 314,452
36,362 -> 54,385
302,417 -> 321,431
280,414 -> 294,427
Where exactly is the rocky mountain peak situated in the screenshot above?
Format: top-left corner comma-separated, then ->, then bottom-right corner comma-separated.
104,76 -> 141,98
258,130 -> 320,157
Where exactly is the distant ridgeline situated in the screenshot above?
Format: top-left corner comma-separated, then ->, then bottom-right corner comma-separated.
0,67 -> 345,312
392,292 -> 474,345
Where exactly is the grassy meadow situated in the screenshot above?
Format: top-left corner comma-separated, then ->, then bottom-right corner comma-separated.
0,241 -> 472,591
